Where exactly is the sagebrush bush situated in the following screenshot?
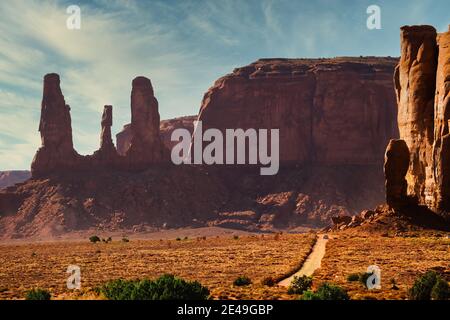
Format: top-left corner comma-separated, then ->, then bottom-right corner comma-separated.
25,288 -> 51,300
233,276 -> 251,286
408,270 -> 449,300
89,235 -> 101,243
99,274 -> 209,300
408,271 -> 439,300
347,273 -> 360,282
301,283 -> 349,300
261,277 -> 275,287
431,278 -> 450,300
288,275 -> 313,294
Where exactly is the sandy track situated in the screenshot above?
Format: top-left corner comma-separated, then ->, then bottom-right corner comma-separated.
278,234 -> 329,287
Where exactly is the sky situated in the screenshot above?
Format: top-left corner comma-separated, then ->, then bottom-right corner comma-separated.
0,0 -> 449,170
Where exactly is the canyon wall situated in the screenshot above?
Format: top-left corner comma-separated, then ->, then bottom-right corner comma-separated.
390,25 -> 450,214
196,57 -> 399,165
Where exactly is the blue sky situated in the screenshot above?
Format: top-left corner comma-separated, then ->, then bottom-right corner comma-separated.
0,0 -> 449,170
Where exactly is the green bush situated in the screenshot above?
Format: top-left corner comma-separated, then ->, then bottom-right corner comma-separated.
99,274 -> 209,300
347,273 -> 360,282
288,275 -> 313,294
301,283 -> 349,300
408,271 -> 440,300
233,276 -> 251,286
261,277 -> 275,287
25,288 -> 51,300
89,235 -> 101,243
431,278 -> 450,300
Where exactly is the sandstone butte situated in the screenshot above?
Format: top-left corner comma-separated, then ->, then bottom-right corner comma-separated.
385,24 -> 450,219
0,50 -> 420,238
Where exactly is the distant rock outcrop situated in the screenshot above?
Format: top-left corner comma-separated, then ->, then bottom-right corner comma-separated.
0,171 -> 30,189
391,25 -> 450,216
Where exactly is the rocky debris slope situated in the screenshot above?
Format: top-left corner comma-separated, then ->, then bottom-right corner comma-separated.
0,165 -> 384,239
325,204 -> 449,235
392,25 -> 450,215
0,171 -> 30,189
197,57 -> 399,165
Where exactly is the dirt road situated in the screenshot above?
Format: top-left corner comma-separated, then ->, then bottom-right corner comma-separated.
278,234 -> 329,287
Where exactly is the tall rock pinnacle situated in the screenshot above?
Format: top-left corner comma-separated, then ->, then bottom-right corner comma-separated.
126,76 -> 163,167
389,25 -> 450,216
31,73 -> 78,177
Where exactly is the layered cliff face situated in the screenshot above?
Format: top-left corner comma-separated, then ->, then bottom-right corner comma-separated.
392,25 -> 450,215
198,57 -> 399,165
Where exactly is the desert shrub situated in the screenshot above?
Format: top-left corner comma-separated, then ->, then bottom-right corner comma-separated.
176,237 -> 181,241
390,278 -> 399,290
347,273 -> 360,282
431,278 -> 450,300
25,288 -> 51,300
100,274 -> 209,300
122,237 -> 130,243
233,235 -> 239,240
288,275 -> 313,294
89,235 -> 101,243
261,277 -> 275,287
408,271 -> 440,300
301,283 -> 349,300
233,276 -> 252,286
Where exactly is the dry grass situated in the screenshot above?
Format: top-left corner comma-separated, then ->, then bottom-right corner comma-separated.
313,233 -> 450,300
0,233 -> 316,300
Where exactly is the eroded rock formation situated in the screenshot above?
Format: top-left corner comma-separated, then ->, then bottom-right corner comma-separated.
31,75 -> 164,177
197,57 -> 399,165
31,74 -> 79,176
392,25 -> 450,215
384,139 -> 410,209
125,77 -> 164,167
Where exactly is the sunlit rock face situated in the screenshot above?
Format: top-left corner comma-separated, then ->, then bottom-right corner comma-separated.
197,57 -> 399,166
392,25 -> 450,216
